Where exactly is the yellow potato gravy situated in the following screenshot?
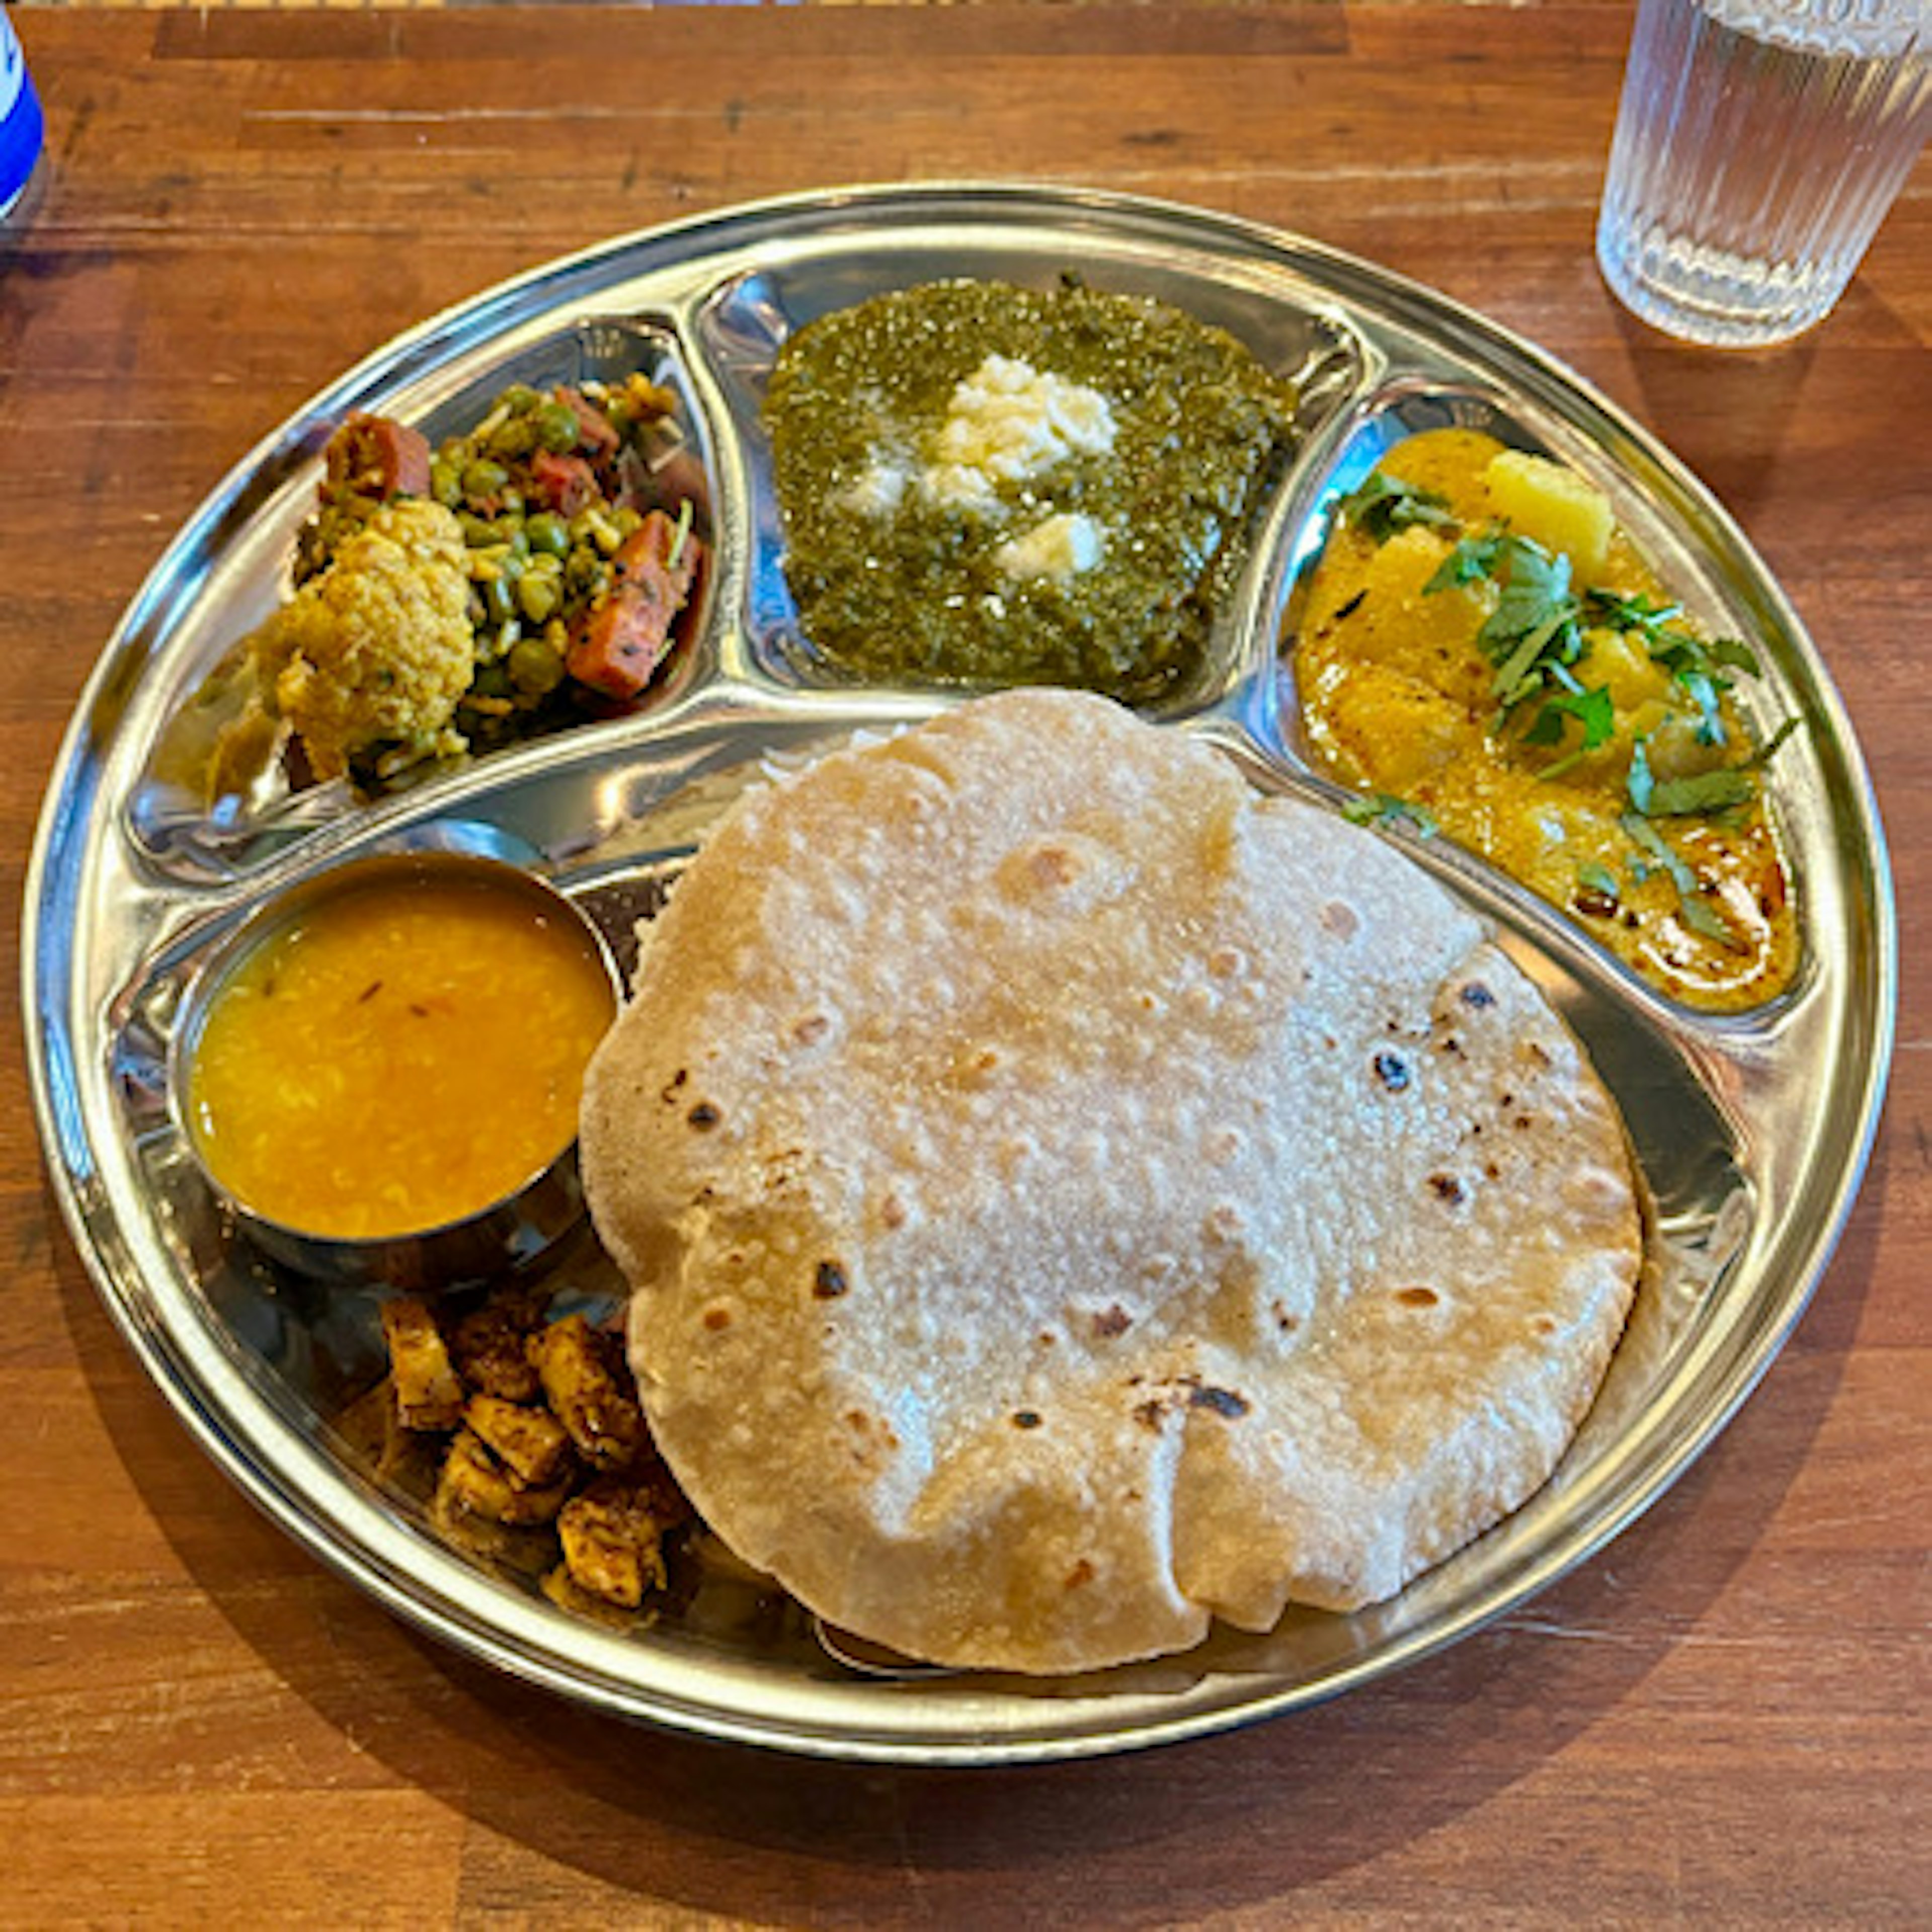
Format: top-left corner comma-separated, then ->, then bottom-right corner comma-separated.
1293,429 -> 1797,1010
188,871 -> 614,1239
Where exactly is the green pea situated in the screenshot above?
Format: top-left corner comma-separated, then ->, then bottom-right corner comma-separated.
536,402 -> 581,453
508,636 -> 566,696
430,458 -> 462,508
487,415 -> 535,460
459,512 -> 501,549
525,512 -> 570,557
462,458 -> 510,500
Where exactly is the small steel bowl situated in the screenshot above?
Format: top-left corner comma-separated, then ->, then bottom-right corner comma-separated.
169,848 -> 621,1293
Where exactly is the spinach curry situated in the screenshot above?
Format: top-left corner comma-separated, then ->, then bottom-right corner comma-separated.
1292,428 -> 1798,1011
764,279 -> 1301,704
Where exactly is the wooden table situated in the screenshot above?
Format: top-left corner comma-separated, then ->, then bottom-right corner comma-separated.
3,7 -> 1925,1922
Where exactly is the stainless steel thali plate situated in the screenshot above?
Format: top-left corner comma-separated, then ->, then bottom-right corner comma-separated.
24,184 -> 1895,1764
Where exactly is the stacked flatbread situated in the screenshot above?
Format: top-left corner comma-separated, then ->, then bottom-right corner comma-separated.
579,689 -> 1640,1674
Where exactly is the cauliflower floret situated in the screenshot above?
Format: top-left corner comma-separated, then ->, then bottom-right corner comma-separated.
247,498 -> 474,783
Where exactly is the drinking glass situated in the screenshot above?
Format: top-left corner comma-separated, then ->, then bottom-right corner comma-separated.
1596,0 -> 1929,348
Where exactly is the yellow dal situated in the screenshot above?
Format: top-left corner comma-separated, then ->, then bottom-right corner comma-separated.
188,874 -> 614,1238
1293,429 -> 1797,1011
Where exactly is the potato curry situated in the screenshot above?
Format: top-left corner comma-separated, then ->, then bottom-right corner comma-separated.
1291,428 -> 1798,1010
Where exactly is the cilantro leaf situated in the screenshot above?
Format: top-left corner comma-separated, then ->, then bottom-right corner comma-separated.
1426,530 -> 1588,725
1528,686 -> 1618,778
1337,471 -> 1458,543
1424,530 -> 1508,592
1620,813 -> 1735,943
1342,792 -> 1439,838
1577,860 -> 1622,902
1628,713 -> 1801,818
1583,586 -> 1766,738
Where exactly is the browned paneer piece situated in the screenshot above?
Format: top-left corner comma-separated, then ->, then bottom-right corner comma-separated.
555,1475 -> 681,1609
529,1315 -> 647,1470
433,1429 -> 573,1528
380,1297 -> 465,1432
450,1287 -> 546,1403
463,1393 -> 574,1489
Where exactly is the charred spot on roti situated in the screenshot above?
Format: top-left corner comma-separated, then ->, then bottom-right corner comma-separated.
1394,1285 -> 1441,1310
1188,1384 -> 1250,1419
687,1101 -> 720,1131
1012,1409 -> 1043,1429
790,1012 -> 833,1048
1064,1560 -> 1097,1590
1373,1051 -> 1412,1093
813,1260 -> 850,1300
1091,1304 -> 1133,1340
660,1068 -> 688,1103
1460,982 -> 1496,1009
702,1303 -> 734,1331
1319,900 -> 1359,941
1428,1173 -> 1467,1206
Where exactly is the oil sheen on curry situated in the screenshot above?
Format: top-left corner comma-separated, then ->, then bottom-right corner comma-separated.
1292,428 -> 1798,1010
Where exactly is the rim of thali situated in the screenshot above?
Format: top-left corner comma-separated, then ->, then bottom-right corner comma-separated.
25,181 -> 1898,1764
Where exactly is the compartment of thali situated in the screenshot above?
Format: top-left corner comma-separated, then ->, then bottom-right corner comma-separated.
693,245 -> 1364,717
127,316 -> 720,884
165,847 -> 620,1293
1270,381 -> 1813,1020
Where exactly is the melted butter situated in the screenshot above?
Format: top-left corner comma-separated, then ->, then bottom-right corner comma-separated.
188,874 -> 614,1238
1293,428 -> 1798,1011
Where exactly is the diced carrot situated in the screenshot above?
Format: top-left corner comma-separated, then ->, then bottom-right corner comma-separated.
565,510 -> 703,701
327,412 -> 432,500
529,450 -> 598,517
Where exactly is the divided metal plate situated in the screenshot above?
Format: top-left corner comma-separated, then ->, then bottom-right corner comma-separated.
24,184 -> 1895,1764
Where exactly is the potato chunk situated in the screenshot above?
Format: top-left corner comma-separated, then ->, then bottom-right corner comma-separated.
1484,450 -> 1614,580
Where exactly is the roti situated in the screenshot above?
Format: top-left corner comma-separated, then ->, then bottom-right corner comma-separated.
579,689 -> 1641,1674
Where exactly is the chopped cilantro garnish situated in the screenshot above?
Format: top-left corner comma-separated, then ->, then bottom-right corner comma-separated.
1424,529 -> 1508,592
1338,471 -> 1459,543
1584,587 -> 1764,748
1424,529 -> 1609,758
1577,860 -> 1622,902
1620,812 -> 1734,943
1628,714 -> 1800,817
1342,792 -> 1439,838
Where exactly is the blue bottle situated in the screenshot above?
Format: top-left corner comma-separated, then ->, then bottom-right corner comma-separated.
2,10 -> 45,220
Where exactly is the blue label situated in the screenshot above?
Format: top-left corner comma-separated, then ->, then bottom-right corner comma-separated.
2,13 -> 45,214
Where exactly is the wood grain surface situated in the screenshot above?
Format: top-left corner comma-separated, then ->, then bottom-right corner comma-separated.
2,7 -> 1926,1925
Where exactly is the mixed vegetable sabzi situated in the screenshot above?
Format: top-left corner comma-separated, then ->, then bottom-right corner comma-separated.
217,374 -> 708,799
